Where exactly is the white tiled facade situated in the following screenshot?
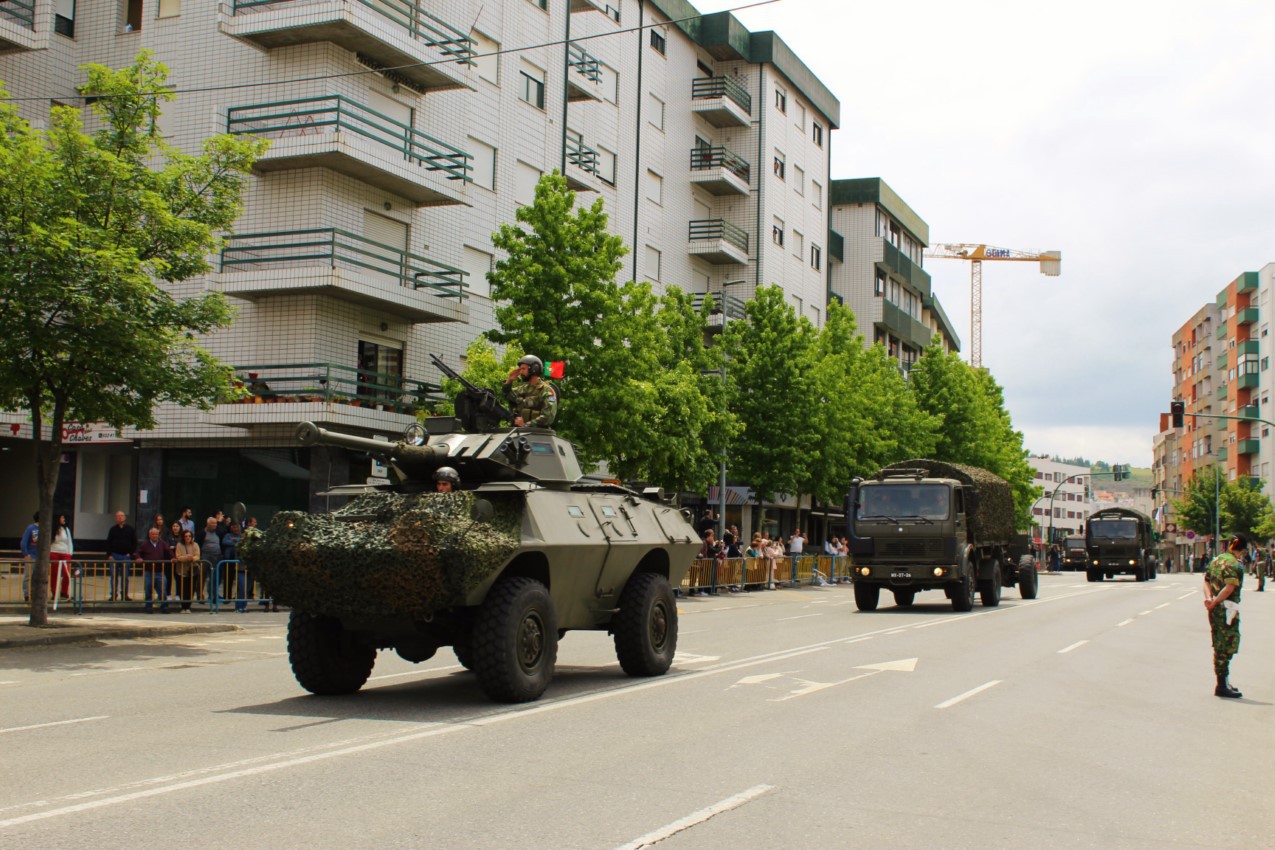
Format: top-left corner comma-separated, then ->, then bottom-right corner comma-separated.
1028,457 -> 1093,544
0,0 -> 844,541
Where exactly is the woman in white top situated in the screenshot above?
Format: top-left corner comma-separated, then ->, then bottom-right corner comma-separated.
49,514 -> 74,601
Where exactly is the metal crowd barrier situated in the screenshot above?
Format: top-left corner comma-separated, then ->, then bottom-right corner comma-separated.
681,555 -> 852,595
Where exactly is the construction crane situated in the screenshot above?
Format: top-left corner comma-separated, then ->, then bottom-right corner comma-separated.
925,244 -> 1061,368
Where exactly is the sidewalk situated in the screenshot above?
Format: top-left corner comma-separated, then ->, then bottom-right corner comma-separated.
0,613 -> 243,649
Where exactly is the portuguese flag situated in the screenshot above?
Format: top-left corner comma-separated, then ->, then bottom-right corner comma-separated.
548,360 -> 566,379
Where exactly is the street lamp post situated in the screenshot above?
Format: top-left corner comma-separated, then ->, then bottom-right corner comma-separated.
716,279 -> 746,540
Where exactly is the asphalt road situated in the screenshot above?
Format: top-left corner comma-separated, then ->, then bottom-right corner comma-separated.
1,573 -> 1271,849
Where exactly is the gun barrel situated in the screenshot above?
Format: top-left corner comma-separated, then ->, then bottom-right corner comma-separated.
295,422 -> 397,456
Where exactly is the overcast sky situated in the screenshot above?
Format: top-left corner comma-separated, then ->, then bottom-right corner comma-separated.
696,0 -> 1275,468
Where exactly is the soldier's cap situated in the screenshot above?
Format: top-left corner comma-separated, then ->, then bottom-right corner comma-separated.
1229,533 -> 1248,550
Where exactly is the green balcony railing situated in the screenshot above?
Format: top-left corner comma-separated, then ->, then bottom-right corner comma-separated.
1217,353 -> 1229,370
567,42 -> 602,83
232,0 -> 474,64
1217,383 -> 1228,400
1238,339 -> 1259,356
689,145 -> 750,183
224,362 -> 443,412
220,228 -> 466,298
1237,307 -> 1259,325
227,95 -> 471,182
689,219 -> 749,253
0,0 -> 36,30
691,75 -> 752,115
566,133 -> 599,174
1236,439 -> 1260,455
1217,446 -> 1228,462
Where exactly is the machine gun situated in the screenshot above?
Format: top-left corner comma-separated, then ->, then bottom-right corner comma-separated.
430,354 -> 515,433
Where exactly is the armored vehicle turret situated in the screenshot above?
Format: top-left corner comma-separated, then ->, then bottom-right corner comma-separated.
242,412 -> 699,704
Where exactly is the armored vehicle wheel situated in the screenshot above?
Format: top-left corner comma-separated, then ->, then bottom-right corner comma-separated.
288,612 -> 376,696
950,571 -> 975,612
892,588 -> 915,608
1086,569 -> 1102,583
452,634 -> 475,671
1018,556 -> 1039,600
613,573 -> 678,677
472,577 -> 558,703
979,561 -> 1003,607
854,583 -> 880,611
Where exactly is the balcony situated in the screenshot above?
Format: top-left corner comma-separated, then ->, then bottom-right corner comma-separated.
1237,439 -> 1261,455
216,228 -> 467,323
691,76 -> 751,128
569,0 -> 611,13
1216,353 -> 1229,370
1237,339 -> 1259,356
1216,323 -> 1227,339
564,131 -> 603,192
566,43 -> 603,102
225,0 -> 475,93
1217,446 -> 1228,462
1217,383 -> 1228,400
1237,307 -> 1259,325
688,219 -> 749,265
0,1 -> 43,51
209,362 -> 441,429
691,290 -> 748,332
689,145 -> 750,196
227,96 -> 470,206
1238,371 -> 1259,390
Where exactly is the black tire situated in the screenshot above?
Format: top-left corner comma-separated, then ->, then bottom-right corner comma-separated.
472,577 -> 558,703
1018,557 -> 1039,600
288,611 -> 376,696
452,633 -> 475,671
979,560 -> 1002,607
951,571 -> 975,612
1149,559 -> 1158,580
1086,569 -> 1101,583
892,588 -> 915,608
854,582 -> 880,611
1135,566 -> 1147,582
613,573 -> 678,677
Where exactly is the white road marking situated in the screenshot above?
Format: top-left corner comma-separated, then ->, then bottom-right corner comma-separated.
0,681 -> 17,685
368,665 -> 462,681
1139,610 -> 1153,616
1058,640 -> 1088,654
1069,584 -> 1089,588
614,784 -> 776,850
1178,591 -> 1197,600
1155,603 -> 1171,610
69,667 -> 148,678
935,680 -> 1002,709
674,653 -> 721,665
0,716 -> 109,735
768,659 -> 917,702
776,613 -> 824,622
1117,618 -> 1134,627
883,629 -> 908,635
733,673 -> 787,686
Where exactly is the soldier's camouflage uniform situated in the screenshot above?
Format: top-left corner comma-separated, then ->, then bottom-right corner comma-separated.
1205,551 -> 1243,676
504,379 -> 557,428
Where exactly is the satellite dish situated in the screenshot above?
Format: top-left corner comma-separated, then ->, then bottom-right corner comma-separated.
231,501 -> 247,523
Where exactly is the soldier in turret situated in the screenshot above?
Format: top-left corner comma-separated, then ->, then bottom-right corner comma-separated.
434,467 -> 460,493
503,354 -> 558,428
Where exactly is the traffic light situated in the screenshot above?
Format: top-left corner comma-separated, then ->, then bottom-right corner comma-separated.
1112,464 -> 1127,481
1170,400 -> 1185,428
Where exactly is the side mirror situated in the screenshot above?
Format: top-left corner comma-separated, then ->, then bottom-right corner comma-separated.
965,487 -> 980,513
470,499 -> 495,524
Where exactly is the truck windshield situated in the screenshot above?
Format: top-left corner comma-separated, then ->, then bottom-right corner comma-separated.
1088,519 -> 1137,539
1065,540 -> 1086,552
858,484 -> 949,519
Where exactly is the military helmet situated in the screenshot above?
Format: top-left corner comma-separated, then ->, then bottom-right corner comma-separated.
518,354 -> 544,378
434,466 -> 460,485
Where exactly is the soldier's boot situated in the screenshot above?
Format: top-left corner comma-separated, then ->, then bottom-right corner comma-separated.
1214,674 -> 1242,698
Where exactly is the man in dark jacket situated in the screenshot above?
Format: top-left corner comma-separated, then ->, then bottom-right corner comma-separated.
104,511 -> 138,601
135,527 -> 174,613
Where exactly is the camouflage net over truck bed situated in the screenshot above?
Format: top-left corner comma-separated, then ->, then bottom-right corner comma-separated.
239,491 -> 522,619
881,459 -> 1016,544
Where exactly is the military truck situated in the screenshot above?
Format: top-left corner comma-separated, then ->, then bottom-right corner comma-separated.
845,460 -> 1038,612
240,400 -> 700,704
1062,536 -> 1088,570
1084,507 -> 1157,582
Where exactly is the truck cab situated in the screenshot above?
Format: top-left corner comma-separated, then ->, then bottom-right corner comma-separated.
1084,508 -> 1157,582
1062,536 -> 1088,570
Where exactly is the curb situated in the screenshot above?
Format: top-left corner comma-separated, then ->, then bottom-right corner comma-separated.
0,622 -> 241,649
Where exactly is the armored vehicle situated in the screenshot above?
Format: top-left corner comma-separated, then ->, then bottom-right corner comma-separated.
240,404 -> 699,703
845,460 -> 1038,612
1085,507 -> 1158,582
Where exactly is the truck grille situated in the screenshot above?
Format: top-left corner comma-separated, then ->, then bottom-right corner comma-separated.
879,539 -> 944,559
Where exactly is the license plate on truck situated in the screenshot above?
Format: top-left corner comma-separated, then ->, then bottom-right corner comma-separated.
891,571 -> 910,579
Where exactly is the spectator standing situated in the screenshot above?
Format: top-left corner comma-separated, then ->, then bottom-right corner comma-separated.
104,511 -> 137,602
165,521 -> 182,549
173,530 -> 200,612
696,510 -> 717,540
150,513 -> 166,540
178,506 -> 195,537
722,532 -> 743,593
48,514 -> 74,602
200,517 -> 222,604
134,527 -> 174,613
788,530 -> 805,556
763,536 -> 785,588
19,512 -> 38,602
222,521 -> 248,612
696,530 -> 723,596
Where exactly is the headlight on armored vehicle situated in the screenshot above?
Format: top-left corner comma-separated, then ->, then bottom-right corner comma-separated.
860,567 -> 871,577
933,567 -> 945,577
1092,559 -> 1099,566
1128,559 -> 1136,566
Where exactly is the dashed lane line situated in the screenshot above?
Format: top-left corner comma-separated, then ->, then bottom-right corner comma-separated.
1155,603 -> 1171,610
0,716 -> 109,735
1058,640 -> 1088,654
934,680 -> 1001,709
1117,618 -> 1135,627
614,784 -> 776,850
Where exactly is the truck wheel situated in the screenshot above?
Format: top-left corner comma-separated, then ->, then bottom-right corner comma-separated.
950,572 -> 975,612
1018,557 -> 1039,600
288,611 -> 376,696
979,560 -> 1002,607
892,588 -> 915,608
1149,558 -> 1158,580
472,576 -> 558,703
1086,569 -> 1102,583
614,572 -> 678,677
854,583 -> 880,611
452,633 -> 475,671
1135,567 -> 1147,582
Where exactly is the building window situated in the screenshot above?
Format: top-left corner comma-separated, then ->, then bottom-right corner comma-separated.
772,217 -> 785,247
597,146 -> 616,185
796,103 -> 806,130
811,180 -> 822,209
462,246 -> 494,299
774,87 -> 787,114
55,0 -> 76,37
792,230 -> 803,259
472,31 -> 499,85
120,0 -> 142,31
645,246 -> 661,282
645,170 -> 663,205
648,93 -> 665,130
519,65 -> 545,109
812,121 -> 823,147
467,136 -> 496,190
516,161 -> 542,206
599,62 -> 618,103
528,0 -> 548,9
875,269 -> 886,296
650,30 -> 666,55
793,165 -> 804,196
158,0 -> 181,16
773,151 -> 785,180
605,4 -> 620,22
811,244 -> 822,271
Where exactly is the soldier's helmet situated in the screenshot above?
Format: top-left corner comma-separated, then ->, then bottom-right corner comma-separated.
518,354 -> 544,378
434,466 -> 461,485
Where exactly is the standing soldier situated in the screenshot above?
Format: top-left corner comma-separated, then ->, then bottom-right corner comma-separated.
503,354 -> 557,428
1203,533 -> 1246,698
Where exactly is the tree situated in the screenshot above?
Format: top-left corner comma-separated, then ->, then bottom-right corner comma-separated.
850,344 -> 939,475
1173,467 -> 1224,544
0,55 -> 264,625
1219,477 -> 1273,540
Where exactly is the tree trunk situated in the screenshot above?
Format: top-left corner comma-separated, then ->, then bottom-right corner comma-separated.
27,401 -> 64,627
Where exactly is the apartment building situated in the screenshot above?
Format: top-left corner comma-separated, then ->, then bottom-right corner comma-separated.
0,0 -> 840,543
828,178 -> 960,369
1027,456 -> 1092,546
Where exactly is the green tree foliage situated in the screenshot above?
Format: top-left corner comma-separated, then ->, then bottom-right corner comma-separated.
851,344 -> 939,474
1173,467 -> 1223,541
431,335 -> 525,417
723,286 -> 816,504
804,300 -> 868,506
1219,476 -> 1274,540
0,55 -> 264,625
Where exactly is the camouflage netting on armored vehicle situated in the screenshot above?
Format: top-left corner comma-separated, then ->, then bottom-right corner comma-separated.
240,491 -> 521,619
881,459 -> 1015,543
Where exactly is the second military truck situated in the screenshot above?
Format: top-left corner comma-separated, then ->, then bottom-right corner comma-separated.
845,459 -> 1038,612
1084,506 -> 1158,582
